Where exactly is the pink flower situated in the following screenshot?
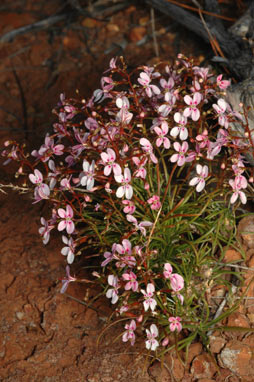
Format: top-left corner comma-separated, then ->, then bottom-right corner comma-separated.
137,72 -> 160,98
154,125 -> 170,149
72,130 -> 89,155
196,129 -> 210,149
61,235 -> 76,264
171,112 -> 188,140
2,144 -> 19,165
140,138 -> 158,164
116,96 -> 133,124
93,77 -> 114,102
106,275 -> 120,304
115,168 -> 133,199
38,217 -> 54,245
168,316 -> 182,333
170,273 -> 184,292
229,176 -> 248,204
147,195 -> 161,210
176,293 -> 184,305
85,117 -> 99,131
101,244 -> 117,267
163,263 -> 184,292
57,205 -> 75,234
216,74 -> 230,90
183,92 -> 201,121
141,283 -> 157,311
36,136 -> 64,162
170,141 -> 189,166
114,239 -> 136,267
132,156 -> 147,179
163,263 -> 173,278
29,169 -> 50,200
122,200 -> 136,214
193,66 -> 210,80
160,76 -> 174,92
109,57 -> 117,69
126,214 -> 153,237
115,255 -> 136,268
60,265 -> 77,294
212,98 -> 229,128
122,271 -> 138,292
146,324 -> 159,351
116,239 -> 132,255
101,148 -> 121,176
189,164 -> 208,192
48,159 -> 61,189
60,177 -> 72,191
122,320 -> 136,346
158,92 -> 176,117
232,160 -> 245,176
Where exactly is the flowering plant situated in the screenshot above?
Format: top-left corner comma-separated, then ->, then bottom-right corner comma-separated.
2,54 -> 254,356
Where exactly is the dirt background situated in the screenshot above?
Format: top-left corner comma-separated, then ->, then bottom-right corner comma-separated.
1,1 -> 254,381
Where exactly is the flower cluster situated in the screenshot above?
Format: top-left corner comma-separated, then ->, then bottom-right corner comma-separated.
2,54 -> 253,355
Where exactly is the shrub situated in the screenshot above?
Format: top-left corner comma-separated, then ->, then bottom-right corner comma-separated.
2,54 -> 253,356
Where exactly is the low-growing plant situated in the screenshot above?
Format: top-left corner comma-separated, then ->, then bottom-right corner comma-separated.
2,54 -> 254,358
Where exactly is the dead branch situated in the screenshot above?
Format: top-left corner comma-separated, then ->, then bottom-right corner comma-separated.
145,0 -> 253,80
0,14 -> 67,44
12,68 -> 28,138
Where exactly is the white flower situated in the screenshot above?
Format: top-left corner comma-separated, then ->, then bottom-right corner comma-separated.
101,148 -> 121,176
106,275 -> 120,304
115,168 -> 133,199
141,283 -> 157,311
146,324 -> 159,351
170,112 -> 188,140
61,235 -> 75,264
189,164 -> 208,192
80,160 -> 95,190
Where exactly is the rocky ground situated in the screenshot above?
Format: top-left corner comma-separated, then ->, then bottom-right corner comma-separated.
1,1 -> 254,381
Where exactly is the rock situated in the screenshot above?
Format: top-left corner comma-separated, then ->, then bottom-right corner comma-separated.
247,254 -> 254,268
190,354 -> 217,379
148,361 -> 171,381
247,313 -> 254,323
227,312 -> 249,329
246,248 -> 254,261
0,272 -> 14,291
223,248 -> 242,263
171,357 -> 185,380
163,351 -> 185,380
209,335 -> 226,353
238,216 -> 254,249
186,342 -> 203,363
128,27 -> 147,42
82,18 -> 102,28
218,340 -> 253,376
16,311 -> 24,320
106,24 -> 119,33
139,16 -> 149,26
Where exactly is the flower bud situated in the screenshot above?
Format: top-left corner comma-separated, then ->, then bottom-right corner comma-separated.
162,337 -> 169,347
137,314 -> 143,323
